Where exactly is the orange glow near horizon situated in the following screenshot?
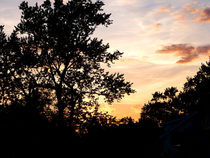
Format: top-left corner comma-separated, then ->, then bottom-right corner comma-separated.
1,0 -> 210,121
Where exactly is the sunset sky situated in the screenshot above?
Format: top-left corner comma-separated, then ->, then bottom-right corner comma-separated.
1,0 -> 210,120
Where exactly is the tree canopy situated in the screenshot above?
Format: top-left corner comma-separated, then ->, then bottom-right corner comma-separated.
0,0 -> 135,129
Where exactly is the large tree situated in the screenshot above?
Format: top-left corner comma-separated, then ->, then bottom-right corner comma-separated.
0,0 -> 134,128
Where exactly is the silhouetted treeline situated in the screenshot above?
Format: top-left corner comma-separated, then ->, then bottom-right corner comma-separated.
0,99 -> 163,157
1,0 -> 210,157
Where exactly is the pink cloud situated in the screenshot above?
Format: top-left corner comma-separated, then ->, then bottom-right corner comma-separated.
182,1 -> 199,9
198,7 -> 210,23
156,6 -> 171,13
149,23 -> 162,32
168,2 -> 210,24
153,23 -> 162,28
156,44 -> 210,64
182,4 -> 210,23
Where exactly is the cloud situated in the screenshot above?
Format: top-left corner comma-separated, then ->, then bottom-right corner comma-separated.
197,7 -> 210,23
179,2 -> 210,23
182,1 -> 199,9
160,2 -> 210,24
151,23 -> 162,32
184,7 -> 203,15
170,2 -> 201,22
156,44 -> 210,64
153,23 -> 162,28
154,3 -> 203,24
156,6 -> 171,13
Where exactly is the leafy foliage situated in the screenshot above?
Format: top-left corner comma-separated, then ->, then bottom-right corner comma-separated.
140,87 -> 180,126
140,59 -> 210,126
0,0 -> 134,129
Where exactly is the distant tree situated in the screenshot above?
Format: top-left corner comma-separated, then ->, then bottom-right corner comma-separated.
140,58 -> 210,126
119,117 -> 135,126
81,111 -> 117,135
0,0 -> 135,129
179,59 -> 210,114
140,87 -> 180,126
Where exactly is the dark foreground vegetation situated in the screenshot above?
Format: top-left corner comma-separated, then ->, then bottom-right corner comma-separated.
0,104 -> 163,158
0,0 -> 210,157
1,56 -> 210,158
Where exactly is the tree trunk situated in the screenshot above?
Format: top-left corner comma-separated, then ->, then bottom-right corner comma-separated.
56,87 -> 65,128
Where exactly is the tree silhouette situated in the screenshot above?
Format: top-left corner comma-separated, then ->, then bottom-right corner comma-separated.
0,26 -> 17,107
179,59 -> 210,114
0,0 -> 134,130
140,58 -> 210,126
140,87 -> 180,126
0,25 -> 8,107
